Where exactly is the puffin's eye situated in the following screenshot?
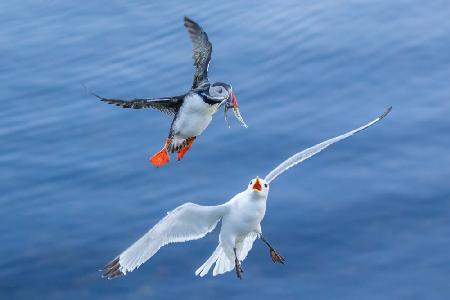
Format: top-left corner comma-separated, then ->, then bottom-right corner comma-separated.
264,184 -> 268,188
216,87 -> 223,93
249,181 -> 253,185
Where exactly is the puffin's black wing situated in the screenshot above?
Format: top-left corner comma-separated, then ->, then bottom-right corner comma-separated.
92,92 -> 183,116
184,17 -> 212,89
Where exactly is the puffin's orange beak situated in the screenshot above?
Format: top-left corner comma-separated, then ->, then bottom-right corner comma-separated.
252,177 -> 262,192
231,92 -> 238,108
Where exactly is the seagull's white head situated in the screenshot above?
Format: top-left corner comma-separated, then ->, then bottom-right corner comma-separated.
247,176 -> 269,197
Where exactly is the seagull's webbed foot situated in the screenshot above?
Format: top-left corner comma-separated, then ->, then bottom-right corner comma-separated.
234,248 -> 243,279
259,234 -> 285,265
269,247 -> 285,264
235,258 -> 244,279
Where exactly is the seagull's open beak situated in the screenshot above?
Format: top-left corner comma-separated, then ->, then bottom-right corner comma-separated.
252,177 -> 262,192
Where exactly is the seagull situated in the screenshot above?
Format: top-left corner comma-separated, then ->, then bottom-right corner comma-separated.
101,107 -> 392,279
91,17 -> 247,168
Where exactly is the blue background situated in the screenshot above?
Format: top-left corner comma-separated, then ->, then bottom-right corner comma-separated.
1,1 -> 449,299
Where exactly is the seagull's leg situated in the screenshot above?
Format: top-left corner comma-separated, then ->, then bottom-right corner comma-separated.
259,235 -> 285,264
234,248 -> 243,279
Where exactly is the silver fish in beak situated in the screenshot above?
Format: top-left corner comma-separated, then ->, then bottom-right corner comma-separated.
224,92 -> 248,128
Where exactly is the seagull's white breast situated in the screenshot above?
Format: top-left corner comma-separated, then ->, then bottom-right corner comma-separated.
173,93 -> 220,138
220,192 -> 267,241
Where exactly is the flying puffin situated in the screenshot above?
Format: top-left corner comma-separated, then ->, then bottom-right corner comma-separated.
92,17 -> 247,167
101,107 -> 391,279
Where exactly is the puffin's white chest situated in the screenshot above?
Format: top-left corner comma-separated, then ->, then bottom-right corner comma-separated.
172,93 -> 219,138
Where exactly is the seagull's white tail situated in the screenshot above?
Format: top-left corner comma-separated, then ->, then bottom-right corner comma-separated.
195,245 -> 220,277
195,244 -> 234,277
195,233 -> 258,277
212,246 -> 234,276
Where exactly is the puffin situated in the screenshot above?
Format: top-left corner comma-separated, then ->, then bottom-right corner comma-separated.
93,17 -> 247,167
101,107 -> 391,279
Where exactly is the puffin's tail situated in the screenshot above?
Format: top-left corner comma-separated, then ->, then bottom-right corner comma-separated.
195,244 -> 234,277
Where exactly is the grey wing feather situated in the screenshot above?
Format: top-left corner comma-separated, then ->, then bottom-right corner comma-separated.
184,16 -> 212,89
92,92 -> 183,116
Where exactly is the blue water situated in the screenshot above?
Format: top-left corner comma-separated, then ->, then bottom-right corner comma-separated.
1,1 -> 450,299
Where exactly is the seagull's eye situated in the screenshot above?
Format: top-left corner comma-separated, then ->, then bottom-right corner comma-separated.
264,184 -> 268,188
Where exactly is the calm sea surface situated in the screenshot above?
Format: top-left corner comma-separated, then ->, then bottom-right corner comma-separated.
1,1 -> 450,299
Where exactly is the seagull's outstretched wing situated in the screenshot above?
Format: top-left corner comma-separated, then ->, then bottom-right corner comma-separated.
184,16 -> 212,89
264,107 -> 392,183
101,203 -> 228,279
92,92 -> 184,116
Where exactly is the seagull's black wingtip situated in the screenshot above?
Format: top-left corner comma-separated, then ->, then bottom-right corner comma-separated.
100,257 -> 125,279
379,106 -> 392,120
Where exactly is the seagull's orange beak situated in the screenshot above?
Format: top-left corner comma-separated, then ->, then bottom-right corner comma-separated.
252,177 -> 262,192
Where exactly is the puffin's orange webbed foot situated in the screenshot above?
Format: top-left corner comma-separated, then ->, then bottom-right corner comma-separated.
177,137 -> 196,161
150,139 -> 171,167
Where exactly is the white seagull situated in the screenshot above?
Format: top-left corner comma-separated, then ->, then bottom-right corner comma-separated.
101,107 -> 392,279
